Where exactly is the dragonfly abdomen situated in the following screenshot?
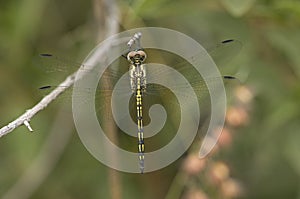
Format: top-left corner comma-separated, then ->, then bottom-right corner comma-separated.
136,79 -> 145,173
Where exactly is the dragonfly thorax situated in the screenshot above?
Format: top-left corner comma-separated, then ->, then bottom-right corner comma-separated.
129,64 -> 147,93
127,50 -> 147,93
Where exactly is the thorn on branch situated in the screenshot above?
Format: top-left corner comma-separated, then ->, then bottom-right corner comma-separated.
23,120 -> 33,132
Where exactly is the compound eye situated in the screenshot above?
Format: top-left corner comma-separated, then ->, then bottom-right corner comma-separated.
137,50 -> 147,62
127,51 -> 136,61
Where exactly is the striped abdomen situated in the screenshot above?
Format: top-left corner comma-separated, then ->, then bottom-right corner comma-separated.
136,78 -> 145,173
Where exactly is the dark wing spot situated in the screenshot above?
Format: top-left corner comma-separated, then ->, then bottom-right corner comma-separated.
221,39 -> 234,44
40,53 -> 53,57
223,75 -> 236,79
39,85 -> 52,90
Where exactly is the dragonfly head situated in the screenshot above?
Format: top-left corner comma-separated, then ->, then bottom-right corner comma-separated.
127,50 -> 147,64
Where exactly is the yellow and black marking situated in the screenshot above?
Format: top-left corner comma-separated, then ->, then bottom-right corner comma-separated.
136,78 -> 145,173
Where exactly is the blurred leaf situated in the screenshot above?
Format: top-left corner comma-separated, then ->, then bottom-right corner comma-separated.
274,0 -> 300,19
131,0 -> 209,19
265,100 -> 299,132
220,0 -> 255,17
266,29 -> 300,78
285,125 -> 300,176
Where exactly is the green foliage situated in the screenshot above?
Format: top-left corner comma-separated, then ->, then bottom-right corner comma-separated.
221,0 -> 256,17
1,0 -> 300,198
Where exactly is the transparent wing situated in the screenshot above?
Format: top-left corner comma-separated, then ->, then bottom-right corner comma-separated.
38,39 -> 241,140
38,39 -> 241,90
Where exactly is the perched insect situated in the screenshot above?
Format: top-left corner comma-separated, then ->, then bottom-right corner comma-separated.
39,33 -> 241,173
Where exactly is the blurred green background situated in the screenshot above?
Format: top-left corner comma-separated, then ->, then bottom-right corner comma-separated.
1,0 -> 300,198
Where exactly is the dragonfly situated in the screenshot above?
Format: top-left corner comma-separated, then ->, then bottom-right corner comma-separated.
39,33 -> 241,173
